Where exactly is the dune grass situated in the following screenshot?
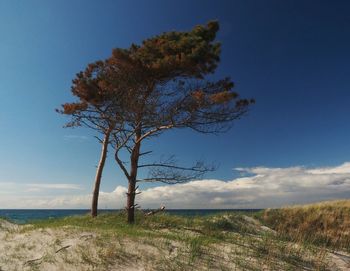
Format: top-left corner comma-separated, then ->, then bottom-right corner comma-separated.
28,200 -> 350,250
1,201 -> 342,270
259,199 -> 350,252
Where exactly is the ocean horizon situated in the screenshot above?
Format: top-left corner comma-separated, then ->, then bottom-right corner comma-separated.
0,209 -> 262,224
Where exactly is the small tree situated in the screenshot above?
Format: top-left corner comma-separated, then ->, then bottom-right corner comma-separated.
57,61 -> 126,217
104,21 -> 254,223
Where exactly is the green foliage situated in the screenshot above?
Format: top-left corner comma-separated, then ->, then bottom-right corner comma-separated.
130,21 -> 221,79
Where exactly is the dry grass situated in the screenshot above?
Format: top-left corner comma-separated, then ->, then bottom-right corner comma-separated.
261,199 -> 350,251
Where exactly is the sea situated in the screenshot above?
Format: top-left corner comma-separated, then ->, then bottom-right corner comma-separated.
0,209 -> 261,224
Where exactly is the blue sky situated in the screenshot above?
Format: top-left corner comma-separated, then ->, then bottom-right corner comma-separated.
0,0 -> 349,208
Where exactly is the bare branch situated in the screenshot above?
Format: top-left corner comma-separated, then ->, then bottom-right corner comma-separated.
114,152 -> 130,180
136,124 -> 174,143
139,150 -> 153,156
94,136 -> 103,143
138,163 -> 213,172
140,157 -> 216,184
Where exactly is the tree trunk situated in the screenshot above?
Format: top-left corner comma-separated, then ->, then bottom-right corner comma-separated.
91,131 -> 110,217
126,179 -> 136,223
126,128 -> 141,224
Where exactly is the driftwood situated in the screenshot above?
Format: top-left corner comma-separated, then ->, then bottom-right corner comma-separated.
55,245 -> 71,253
145,206 -> 165,216
23,244 -> 71,266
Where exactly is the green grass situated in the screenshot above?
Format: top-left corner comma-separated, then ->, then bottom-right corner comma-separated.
27,210 -> 259,241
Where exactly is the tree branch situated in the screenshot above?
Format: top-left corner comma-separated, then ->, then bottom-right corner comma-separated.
136,124 -> 174,143
138,163 -> 213,172
141,158 -> 216,184
114,152 -> 130,179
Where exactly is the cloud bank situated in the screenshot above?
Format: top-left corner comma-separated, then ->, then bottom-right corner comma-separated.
0,163 -> 349,209
26,183 -> 82,192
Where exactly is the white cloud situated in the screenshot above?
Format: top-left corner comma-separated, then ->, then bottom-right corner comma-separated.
0,186 -> 126,209
0,182 -> 17,194
0,182 -> 16,187
307,162 -> 350,174
0,163 -> 349,209
26,183 -> 83,191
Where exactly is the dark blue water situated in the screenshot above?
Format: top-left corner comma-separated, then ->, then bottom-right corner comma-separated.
0,209 -> 261,224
